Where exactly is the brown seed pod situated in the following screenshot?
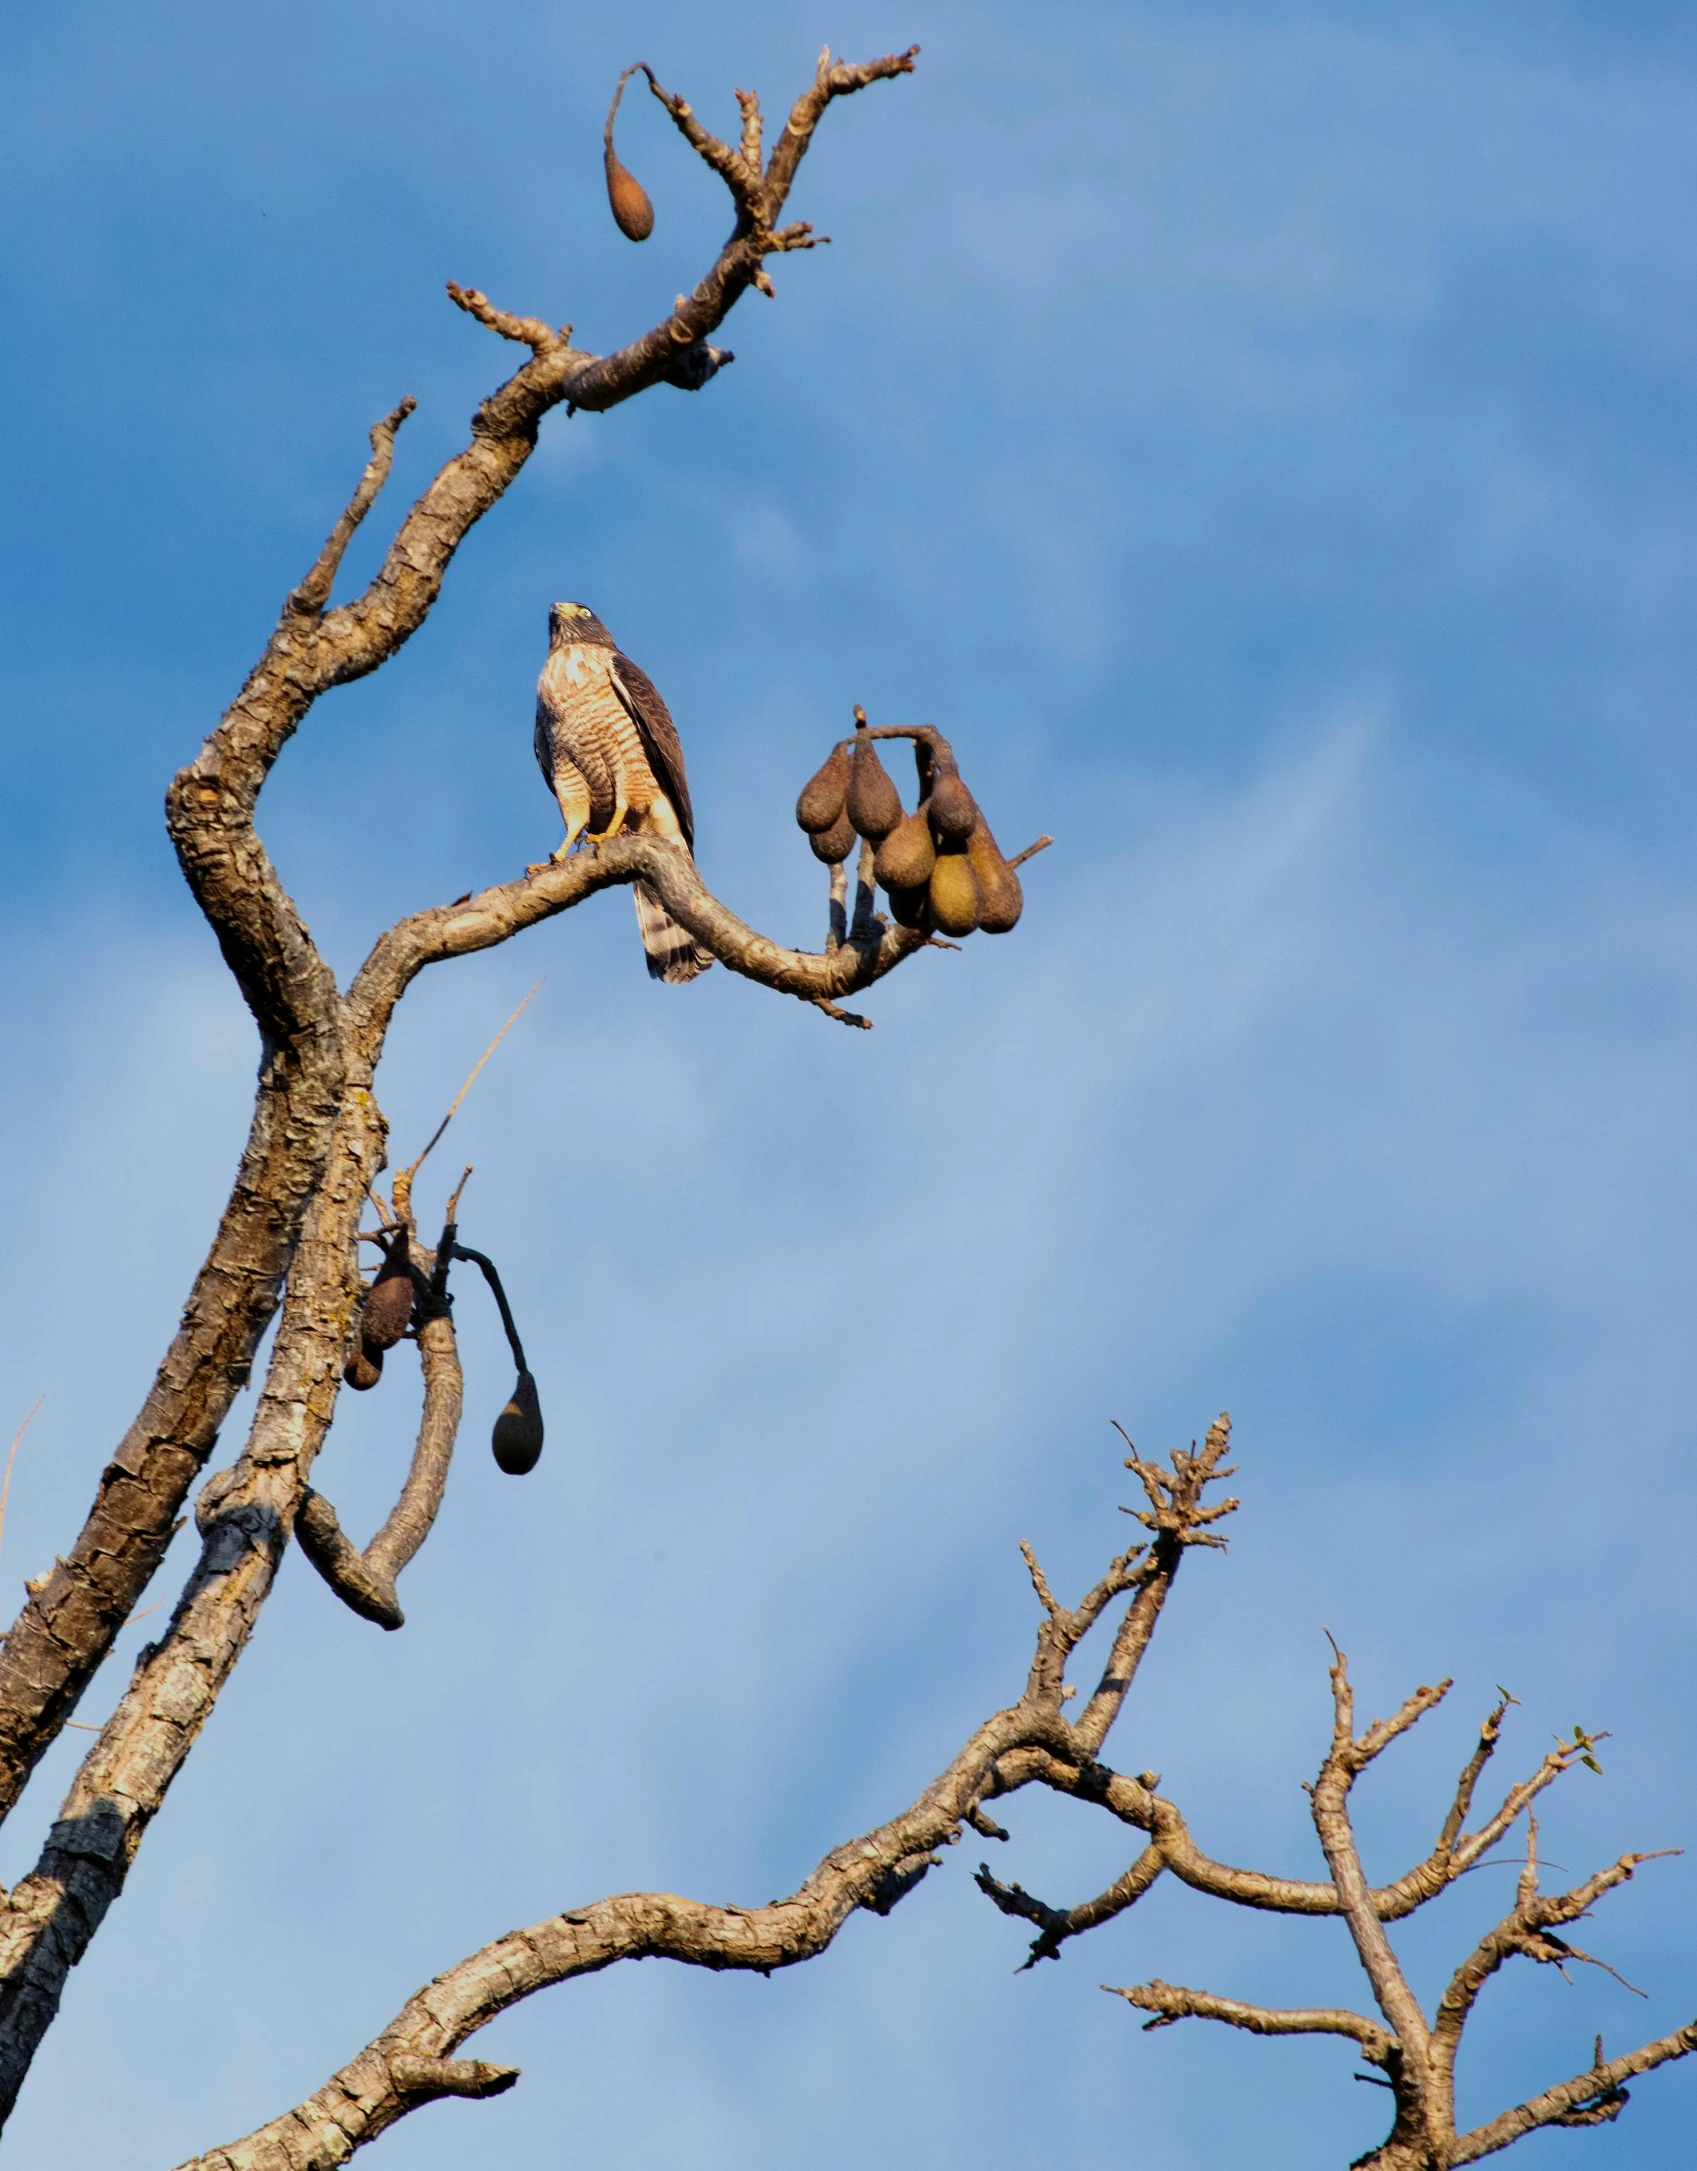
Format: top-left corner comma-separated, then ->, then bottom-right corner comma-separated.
884,880 -> 932,930
606,154 -> 654,241
360,1263 -> 415,1351
796,744 -> 851,833
344,1345 -> 383,1392
808,808 -> 858,864
967,822 -> 1024,933
846,733 -> 904,841
603,69 -> 654,241
928,846 -> 982,936
492,1368 -> 545,1475
926,772 -> 979,846
874,804 -> 936,891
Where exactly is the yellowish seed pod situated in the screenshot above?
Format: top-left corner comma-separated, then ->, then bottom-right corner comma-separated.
967,822 -> 1024,933
874,805 -> 936,890
928,847 -> 981,936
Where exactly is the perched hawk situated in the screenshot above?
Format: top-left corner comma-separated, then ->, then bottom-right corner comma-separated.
533,602 -> 714,984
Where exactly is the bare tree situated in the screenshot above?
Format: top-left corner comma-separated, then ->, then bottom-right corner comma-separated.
982,1584 -> 1696,2167
0,39 -> 1687,2171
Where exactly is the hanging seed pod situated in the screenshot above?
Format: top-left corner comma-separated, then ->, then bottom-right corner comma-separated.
928,846 -> 982,936
809,807 -> 858,864
360,1262 -> 415,1351
846,733 -> 903,841
492,1368 -> 545,1475
604,69 -> 654,241
968,822 -> 1024,933
796,744 -> 851,834
874,804 -> 936,891
926,771 -> 979,846
885,880 -> 932,930
606,156 -> 654,241
344,1345 -> 384,1392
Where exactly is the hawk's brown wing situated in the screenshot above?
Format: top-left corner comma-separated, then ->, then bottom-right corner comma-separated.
608,652 -> 695,851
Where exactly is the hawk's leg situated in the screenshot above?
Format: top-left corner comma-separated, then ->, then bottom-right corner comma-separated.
589,797 -> 630,843
641,791 -> 686,844
528,763 -> 594,871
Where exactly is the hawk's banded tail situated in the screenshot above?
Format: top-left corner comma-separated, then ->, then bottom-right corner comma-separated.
634,881 -> 714,984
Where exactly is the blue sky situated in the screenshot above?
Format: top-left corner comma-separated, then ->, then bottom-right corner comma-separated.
2,3 -> 1695,2166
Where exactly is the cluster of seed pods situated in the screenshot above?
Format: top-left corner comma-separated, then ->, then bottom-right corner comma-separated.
344,1226 -> 545,1476
795,718 -> 1024,936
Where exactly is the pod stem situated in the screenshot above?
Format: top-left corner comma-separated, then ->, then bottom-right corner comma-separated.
835,714 -> 957,779
605,62 -> 644,158
450,1243 -> 529,1375
416,1218 -> 458,1321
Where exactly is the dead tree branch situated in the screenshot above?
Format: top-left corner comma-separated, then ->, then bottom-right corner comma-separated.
170,1427 -> 1235,2169
1044,1644 -> 1697,2171
1109,1979 -> 1395,2065
294,1294 -> 462,1632
0,45 -> 924,2122
286,399 -> 418,617
1450,2023 -> 1697,2160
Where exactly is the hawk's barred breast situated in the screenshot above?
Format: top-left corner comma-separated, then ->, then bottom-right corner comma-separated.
536,646 -> 664,829
532,612 -> 713,984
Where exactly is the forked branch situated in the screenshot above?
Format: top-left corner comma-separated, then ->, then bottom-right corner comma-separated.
1067,1646 -> 1697,2171
173,1429 -> 1234,2170
0,42 -> 921,1897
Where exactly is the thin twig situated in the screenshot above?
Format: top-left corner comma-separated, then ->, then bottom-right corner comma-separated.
443,1166 -> 474,1224
392,982 -> 542,1218
0,1402 -> 43,1583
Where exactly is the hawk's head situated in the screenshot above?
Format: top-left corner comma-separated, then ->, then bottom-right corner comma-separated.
548,601 -> 615,650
